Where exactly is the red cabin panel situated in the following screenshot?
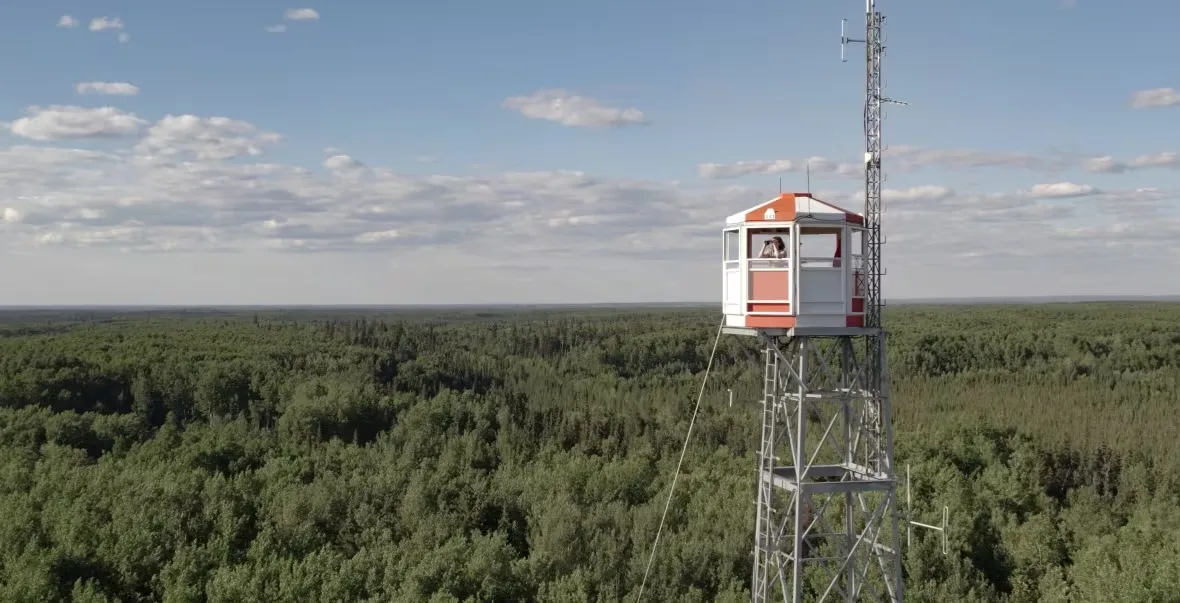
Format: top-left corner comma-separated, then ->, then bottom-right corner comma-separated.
747,315 -> 798,329
748,303 -> 791,313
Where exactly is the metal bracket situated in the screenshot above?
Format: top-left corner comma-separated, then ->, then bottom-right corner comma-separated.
840,18 -> 864,62
905,463 -> 949,555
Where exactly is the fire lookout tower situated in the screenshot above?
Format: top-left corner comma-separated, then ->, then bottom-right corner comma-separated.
722,192 -> 902,601
718,0 -> 906,598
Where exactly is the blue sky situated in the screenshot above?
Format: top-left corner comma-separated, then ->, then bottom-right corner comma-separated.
0,1 -> 1176,304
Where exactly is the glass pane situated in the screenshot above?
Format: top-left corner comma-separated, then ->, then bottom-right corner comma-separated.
851,229 -> 865,273
799,227 -> 841,267
724,230 -> 740,261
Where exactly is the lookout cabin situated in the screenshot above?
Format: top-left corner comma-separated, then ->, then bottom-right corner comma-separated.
722,193 -> 867,332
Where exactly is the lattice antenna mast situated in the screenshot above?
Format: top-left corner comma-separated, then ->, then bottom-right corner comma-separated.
842,0 -> 906,330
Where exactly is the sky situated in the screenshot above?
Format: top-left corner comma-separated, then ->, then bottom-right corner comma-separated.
0,0 -> 1177,305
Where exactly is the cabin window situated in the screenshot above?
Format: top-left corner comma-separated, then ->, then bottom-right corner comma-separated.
850,229 -> 865,270
724,230 -> 740,262
799,226 -> 843,268
749,231 -> 791,259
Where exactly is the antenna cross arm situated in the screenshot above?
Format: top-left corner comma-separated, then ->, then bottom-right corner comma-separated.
840,19 -> 866,61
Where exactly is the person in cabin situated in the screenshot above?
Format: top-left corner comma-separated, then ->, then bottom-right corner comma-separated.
759,236 -> 787,259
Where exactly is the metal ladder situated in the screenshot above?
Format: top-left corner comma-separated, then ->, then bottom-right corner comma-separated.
753,341 -> 780,601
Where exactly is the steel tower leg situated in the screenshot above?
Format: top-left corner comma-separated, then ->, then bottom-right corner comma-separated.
751,333 -> 902,602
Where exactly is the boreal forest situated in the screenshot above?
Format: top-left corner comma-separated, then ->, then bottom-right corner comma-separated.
0,302 -> 1178,602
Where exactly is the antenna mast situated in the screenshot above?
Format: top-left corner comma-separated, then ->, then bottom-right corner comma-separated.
842,0 -> 905,330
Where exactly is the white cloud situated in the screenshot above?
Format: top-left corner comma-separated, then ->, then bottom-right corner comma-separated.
698,157 -> 860,180
1052,219 -> 1180,255
889,146 -> 1050,171
697,146 -> 1061,180
697,159 -> 794,180
57,15 -> 79,29
324,154 -> 363,170
8,105 -> 146,141
283,8 -> 320,21
1025,182 -> 1096,198
883,185 -> 955,205
134,115 -> 282,161
1130,88 -> 1180,109
1084,152 -> 1180,173
81,16 -> 128,43
0,105 -> 1176,303
267,9 -> 316,33
75,82 -> 140,96
89,17 -> 124,31
0,138 -> 731,257
1087,187 -> 1174,220
354,229 -> 399,243
502,89 -> 649,129
0,132 -> 1166,264
827,182 -> 1099,222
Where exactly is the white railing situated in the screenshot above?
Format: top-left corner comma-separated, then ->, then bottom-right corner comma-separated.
797,252 -> 866,269
747,258 -> 790,270
799,256 -> 841,268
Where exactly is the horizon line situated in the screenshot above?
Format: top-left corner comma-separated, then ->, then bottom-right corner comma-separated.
0,294 -> 1178,310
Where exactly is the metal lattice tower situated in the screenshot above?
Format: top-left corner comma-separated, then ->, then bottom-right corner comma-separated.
843,0 -> 905,332
861,4 -> 885,333
750,332 -> 902,602
747,2 -> 904,601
